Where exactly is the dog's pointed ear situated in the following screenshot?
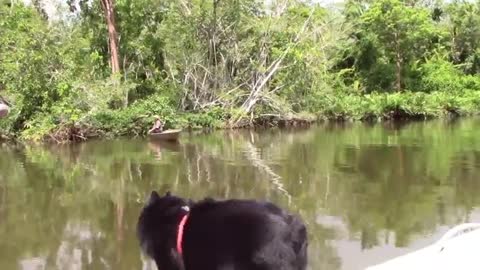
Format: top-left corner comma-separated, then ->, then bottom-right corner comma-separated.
165,191 -> 172,197
147,191 -> 160,205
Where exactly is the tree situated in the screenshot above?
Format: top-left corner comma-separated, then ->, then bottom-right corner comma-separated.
444,0 -> 480,74
0,3 -> 63,130
361,0 -> 439,91
100,0 -> 121,74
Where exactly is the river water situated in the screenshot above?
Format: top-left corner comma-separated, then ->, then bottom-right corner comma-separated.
1,119 -> 480,270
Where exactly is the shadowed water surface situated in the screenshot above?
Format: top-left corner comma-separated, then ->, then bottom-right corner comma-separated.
1,119 -> 480,270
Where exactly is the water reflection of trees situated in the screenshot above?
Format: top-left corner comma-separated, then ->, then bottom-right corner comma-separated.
0,133 -> 342,269
1,119 -> 480,269
303,120 -> 480,250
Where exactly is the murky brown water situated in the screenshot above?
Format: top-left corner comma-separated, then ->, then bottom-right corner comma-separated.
1,118 -> 480,270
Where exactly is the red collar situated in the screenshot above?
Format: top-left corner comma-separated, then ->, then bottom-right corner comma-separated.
176,213 -> 189,255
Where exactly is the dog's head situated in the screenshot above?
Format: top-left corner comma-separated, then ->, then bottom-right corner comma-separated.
142,191 -> 189,217
137,191 -> 189,270
137,191 -> 190,256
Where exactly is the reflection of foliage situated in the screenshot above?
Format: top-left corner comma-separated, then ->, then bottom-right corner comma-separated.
292,119 -> 480,249
1,119 -> 480,269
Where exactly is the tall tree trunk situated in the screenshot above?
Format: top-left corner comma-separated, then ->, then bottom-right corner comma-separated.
451,26 -> 459,64
211,0 -> 219,92
394,32 -> 402,91
100,0 -> 121,74
395,54 -> 402,91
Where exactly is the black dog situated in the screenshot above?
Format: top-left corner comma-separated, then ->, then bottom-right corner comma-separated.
137,191 -> 308,270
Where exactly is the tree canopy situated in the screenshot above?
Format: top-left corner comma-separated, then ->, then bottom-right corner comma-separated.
1,0 -> 480,141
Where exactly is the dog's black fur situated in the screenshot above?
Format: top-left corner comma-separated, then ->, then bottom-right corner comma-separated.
137,191 -> 308,270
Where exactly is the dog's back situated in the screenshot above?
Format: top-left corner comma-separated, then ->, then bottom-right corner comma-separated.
257,200 -> 308,269
137,193 -> 308,270
286,214 -> 308,270
183,199 -> 308,270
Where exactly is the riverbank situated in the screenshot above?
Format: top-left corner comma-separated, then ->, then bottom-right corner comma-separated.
3,0 -> 480,144
1,90 -> 480,143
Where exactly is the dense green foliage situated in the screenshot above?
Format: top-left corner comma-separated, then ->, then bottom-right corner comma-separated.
1,0 -> 480,141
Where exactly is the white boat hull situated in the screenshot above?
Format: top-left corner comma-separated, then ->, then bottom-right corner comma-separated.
366,223 -> 480,270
